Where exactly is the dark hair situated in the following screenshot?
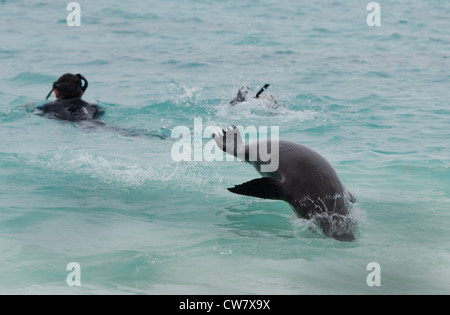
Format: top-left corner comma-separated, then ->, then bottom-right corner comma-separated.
54,73 -> 83,100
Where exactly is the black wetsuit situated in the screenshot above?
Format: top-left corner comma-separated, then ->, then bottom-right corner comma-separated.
37,97 -> 104,122
36,97 -> 168,139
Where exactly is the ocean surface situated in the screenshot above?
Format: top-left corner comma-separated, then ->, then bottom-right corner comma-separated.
1,0 -> 449,294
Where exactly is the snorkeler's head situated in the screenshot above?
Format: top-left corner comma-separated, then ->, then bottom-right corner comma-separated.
46,73 -> 88,100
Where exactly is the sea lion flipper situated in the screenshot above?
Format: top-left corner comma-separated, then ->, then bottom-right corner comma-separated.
213,126 -> 245,159
228,178 -> 284,201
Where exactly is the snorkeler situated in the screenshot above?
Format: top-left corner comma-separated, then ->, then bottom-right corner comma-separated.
229,84 -> 278,108
35,73 -> 168,140
37,73 -> 104,122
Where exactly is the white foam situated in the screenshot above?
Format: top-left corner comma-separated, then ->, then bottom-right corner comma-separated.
32,146 -> 227,192
35,147 -> 158,188
215,98 -> 316,123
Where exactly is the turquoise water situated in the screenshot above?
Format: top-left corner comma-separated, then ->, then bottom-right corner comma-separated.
1,0 -> 449,294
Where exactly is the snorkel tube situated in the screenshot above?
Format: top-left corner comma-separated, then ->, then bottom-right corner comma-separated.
45,73 -> 89,100
77,73 -> 88,95
45,82 -> 57,100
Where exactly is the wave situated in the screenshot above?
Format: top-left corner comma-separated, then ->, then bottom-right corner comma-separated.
215,98 -> 316,124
